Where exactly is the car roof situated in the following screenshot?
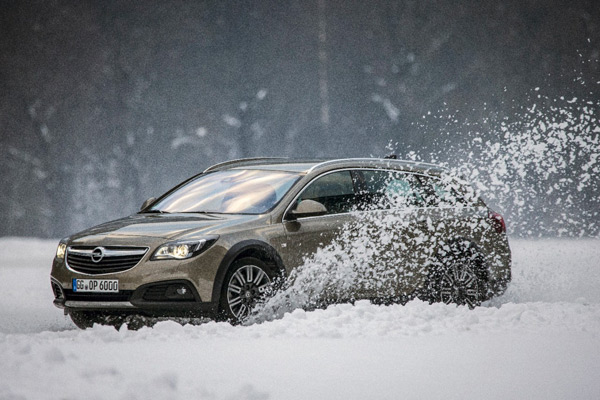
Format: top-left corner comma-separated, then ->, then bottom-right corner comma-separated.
204,157 -> 447,175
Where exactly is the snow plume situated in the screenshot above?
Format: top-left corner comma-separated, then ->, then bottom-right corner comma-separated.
249,211 -> 420,323
413,91 -> 600,237
248,89 -> 600,323
249,198 -> 492,324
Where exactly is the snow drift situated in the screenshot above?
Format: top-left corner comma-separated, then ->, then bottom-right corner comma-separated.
1,237 -> 599,399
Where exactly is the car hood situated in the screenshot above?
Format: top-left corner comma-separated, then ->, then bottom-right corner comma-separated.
68,213 -> 265,244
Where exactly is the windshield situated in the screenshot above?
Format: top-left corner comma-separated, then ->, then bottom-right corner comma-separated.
149,169 -> 301,214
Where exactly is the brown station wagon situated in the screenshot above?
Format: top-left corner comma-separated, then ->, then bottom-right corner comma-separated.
50,157 -> 511,328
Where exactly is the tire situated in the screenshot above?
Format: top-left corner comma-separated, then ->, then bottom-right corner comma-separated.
219,257 -> 277,323
69,310 -> 101,329
69,311 -> 133,330
427,240 -> 488,309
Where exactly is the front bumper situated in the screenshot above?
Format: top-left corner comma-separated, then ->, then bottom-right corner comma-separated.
51,277 -> 218,316
50,242 -> 227,316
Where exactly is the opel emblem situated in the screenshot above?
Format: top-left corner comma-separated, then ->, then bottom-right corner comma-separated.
91,247 -> 105,263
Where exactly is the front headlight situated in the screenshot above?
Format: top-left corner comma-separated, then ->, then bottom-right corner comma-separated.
151,237 -> 218,261
56,243 -> 67,259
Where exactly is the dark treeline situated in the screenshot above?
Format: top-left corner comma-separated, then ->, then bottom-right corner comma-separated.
1,0 -> 598,238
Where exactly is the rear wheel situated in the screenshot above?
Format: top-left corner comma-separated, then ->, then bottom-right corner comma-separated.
219,257 -> 276,323
435,262 -> 481,308
427,240 -> 488,308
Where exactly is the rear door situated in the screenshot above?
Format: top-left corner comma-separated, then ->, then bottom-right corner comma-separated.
352,169 -> 433,297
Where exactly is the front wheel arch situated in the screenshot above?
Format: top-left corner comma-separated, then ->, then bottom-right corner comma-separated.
218,256 -> 279,323
210,240 -> 286,304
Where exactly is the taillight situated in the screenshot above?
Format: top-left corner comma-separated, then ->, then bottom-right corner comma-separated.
488,210 -> 506,234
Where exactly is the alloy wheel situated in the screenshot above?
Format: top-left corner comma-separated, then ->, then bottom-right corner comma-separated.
438,263 -> 480,308
226,264 -> 272,320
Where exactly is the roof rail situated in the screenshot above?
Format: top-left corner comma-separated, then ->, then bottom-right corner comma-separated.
307,158 -> 382,173
306,157 -> 445,174
203,157 -> 289,173
395,159 -> 447,170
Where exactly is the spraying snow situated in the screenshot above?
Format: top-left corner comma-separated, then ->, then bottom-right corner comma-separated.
412,92 -> 600,237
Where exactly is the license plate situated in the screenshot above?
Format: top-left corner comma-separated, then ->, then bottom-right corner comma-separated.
72,279 -> 119,293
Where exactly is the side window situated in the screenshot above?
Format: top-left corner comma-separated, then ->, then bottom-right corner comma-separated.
296,171 -> 357,215
418,176 -> 467,207
356,170 -> 425,210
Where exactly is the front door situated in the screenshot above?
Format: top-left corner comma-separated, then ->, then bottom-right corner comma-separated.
281,170 -> 358,269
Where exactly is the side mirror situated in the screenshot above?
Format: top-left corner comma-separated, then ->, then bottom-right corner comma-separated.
140,197 -> 156,211
287,199 -> 327,220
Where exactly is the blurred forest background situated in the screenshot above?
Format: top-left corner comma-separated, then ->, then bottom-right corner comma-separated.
1,0 -> 599,238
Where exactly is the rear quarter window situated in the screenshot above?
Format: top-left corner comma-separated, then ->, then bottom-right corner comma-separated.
418,176 -> 472,208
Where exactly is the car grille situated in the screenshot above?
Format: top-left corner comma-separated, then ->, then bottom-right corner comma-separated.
66,246 -> 148,275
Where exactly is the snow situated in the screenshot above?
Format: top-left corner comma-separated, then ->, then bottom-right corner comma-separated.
1,237 -> 600,399
223,114 -> 242,128
413,93 -> 600,237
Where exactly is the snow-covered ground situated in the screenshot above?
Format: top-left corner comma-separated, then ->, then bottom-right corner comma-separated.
1,237 -> 599,399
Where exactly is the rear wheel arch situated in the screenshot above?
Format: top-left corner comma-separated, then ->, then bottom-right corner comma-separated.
434,237 -> 489,273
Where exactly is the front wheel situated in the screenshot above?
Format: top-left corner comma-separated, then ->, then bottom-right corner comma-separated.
219,257 -> 276,323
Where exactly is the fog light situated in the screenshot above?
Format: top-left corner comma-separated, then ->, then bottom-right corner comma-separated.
165,284 -> 194,300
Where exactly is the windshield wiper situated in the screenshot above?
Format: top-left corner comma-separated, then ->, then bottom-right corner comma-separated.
181,211 -> 225,214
